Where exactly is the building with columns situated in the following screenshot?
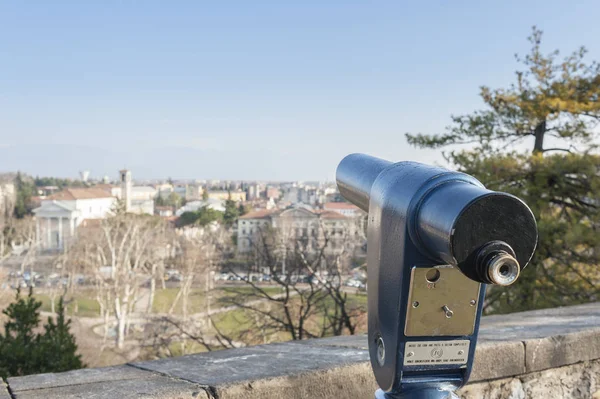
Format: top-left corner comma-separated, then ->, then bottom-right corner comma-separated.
32,188 -> 116,250
237,205 -> 366,257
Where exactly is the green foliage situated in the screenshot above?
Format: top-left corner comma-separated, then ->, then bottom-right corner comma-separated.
223,193 -> 239,227
34,177 -> 84,189
39,297 -> 85,372
0,289 -> 84,379
154,195 -> 166,207
111,198 -> 127,215
177,206 -> 223,228
406,27 -> 600,313
202,187 -> 209,201
155,192 -> 183,208
13,173 -> 36,219
166,192 -> 182,208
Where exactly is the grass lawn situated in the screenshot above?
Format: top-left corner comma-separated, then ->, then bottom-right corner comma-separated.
216,286 -> 284,305
211,290 -> 368,343
35,292 -> 101,318
152,288 -> 207,314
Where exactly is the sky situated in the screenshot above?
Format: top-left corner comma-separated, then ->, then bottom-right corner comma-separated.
1,1 -> 600,181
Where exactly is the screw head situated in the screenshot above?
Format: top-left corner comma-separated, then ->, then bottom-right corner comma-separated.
412,301 -> 419,308
469,299 -> 476,306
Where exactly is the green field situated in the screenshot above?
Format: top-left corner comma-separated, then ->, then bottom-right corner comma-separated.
211,290 -> 368,343
152,288 -> 207,314
35,292 -> 101,318
152,286 -> 283,314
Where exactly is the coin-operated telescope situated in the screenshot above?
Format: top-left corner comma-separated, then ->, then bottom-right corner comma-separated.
336,154 -> 537,399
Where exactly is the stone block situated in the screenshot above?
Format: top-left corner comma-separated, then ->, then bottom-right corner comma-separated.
458,377 -> 525,399
8,365 -> 150,392
524,328 -> 600,373
0,379 -> 11,399
132,342 -> 368,387
521,358 -> 600,398
12,376 -> 209,399
470,341 -> 525,382
215,363 -> 377,399
298,334 -> 368,349
479,302 -> 600,342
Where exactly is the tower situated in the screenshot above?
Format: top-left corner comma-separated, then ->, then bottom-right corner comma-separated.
120,169 -> 132,212
79,170 -> 90,183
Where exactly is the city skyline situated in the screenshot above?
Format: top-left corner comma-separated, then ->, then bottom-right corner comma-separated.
2,1 -> 600,180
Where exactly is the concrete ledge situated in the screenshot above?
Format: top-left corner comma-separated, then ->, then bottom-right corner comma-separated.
7,365 -> 211,399
459,358 -> 600,398
0,380 -> 11,399
524,328 -> 600,373
4,302 -> 600,398
470,341 -> 525,382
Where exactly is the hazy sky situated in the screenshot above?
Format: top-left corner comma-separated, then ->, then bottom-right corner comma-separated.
1,1 -> 599,181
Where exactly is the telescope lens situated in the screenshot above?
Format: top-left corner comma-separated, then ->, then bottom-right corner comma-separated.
486,252 -> 520,286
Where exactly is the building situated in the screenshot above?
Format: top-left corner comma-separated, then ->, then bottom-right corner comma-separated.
185,184 -> 204,201
266,186 -> 281,200
208,190 -> 247,202
237,206 -> 364,256
282,187 -> 299,203
109,170 -> 155,215
323,202 -> 364,218
33,188 -> 116,250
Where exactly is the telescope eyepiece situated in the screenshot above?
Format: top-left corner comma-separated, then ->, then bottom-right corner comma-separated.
475,241 -> 522,286
484,251 -> 520,286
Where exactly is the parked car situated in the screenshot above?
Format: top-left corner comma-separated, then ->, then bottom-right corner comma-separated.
345,279 -> 366,289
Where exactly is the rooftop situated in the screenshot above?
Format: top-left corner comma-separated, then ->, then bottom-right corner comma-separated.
239,209 -> 276,219
240,207 -> 349,221
317,210 -> 348,219
323,202 -> 360,210
47,188 -> 114,201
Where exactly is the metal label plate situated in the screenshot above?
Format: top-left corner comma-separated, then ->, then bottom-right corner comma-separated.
405,265 -> 481,336
403,340 -> 470,366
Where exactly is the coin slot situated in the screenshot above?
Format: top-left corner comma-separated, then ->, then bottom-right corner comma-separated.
425,269 -> 440,283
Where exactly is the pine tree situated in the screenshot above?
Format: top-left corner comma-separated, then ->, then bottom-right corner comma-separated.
39,297 -> 84,373
406,27 -> 600,313
13,173 -> 35,219
0,288 -> 43,378
223,192 -> 239,227
0,289 -> 84,379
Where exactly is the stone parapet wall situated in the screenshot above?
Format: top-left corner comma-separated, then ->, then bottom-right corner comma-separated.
3,303 -> 600,398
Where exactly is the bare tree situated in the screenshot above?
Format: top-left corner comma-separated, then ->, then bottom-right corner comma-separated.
158,225 -> 230,355
224,218 -> 365,343
140,314 -> 238,360
71,213 -> 167,349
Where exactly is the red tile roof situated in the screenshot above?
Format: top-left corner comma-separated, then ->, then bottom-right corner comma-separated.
48,188 -> 114,201
239,209 -> 276,219
323,202 -> 360,210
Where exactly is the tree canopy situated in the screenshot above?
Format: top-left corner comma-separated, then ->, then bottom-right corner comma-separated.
0,289 -> 84,379
177,206 -> 223,228
407,27 -> 600,313
223,192 -> 239,227
13,173 -> 36,219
